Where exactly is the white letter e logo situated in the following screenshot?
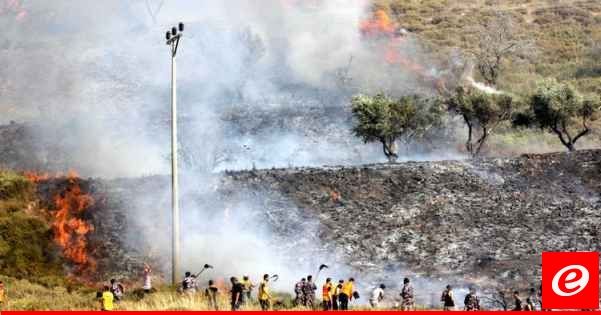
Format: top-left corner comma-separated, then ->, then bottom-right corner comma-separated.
552,265 -> 590,297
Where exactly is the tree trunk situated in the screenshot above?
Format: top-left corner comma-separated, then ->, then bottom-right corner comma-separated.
381,138 -> 398,163
464,116 -> 474,157
566,142 -> 575,152
473,127 -> 489,157
551,126 -> 577,152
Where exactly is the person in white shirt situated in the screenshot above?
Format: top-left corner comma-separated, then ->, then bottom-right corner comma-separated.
143,263 -> 152,294
369,284 -> 386,308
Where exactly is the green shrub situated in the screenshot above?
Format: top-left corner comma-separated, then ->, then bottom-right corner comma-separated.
0,171 -> 32,201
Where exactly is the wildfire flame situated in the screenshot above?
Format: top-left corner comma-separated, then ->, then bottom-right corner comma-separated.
215,277 -> 228,292
53,171 -> 96,272
25,170 -> 96,275
360,9 -> 396,38
330,189 -> 341,203
23,171 -> 50,183
359,9 -> 446,92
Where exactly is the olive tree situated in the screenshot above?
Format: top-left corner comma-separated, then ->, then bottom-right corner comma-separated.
351,94 -> 443,162
513,79 -> 600,151
446,87 -> 515,157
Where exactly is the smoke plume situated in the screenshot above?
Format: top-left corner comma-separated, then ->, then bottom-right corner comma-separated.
1,0 -> 469,302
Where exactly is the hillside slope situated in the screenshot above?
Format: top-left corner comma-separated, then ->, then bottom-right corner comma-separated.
374,0 -> 601,94
219,150 -> 601,291
2,150 -> 600,306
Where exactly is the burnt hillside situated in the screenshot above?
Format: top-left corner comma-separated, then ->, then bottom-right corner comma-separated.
219,150 -> 601,288
23,149 -> 601,303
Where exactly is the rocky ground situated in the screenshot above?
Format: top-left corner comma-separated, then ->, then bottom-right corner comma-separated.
218,150 -> 601,290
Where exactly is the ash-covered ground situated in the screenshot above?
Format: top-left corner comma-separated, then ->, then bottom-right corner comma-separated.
218,150 -> 601,290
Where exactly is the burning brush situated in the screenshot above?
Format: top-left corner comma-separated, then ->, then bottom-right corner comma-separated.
52,172 -> 96,275
359,9 -> 448,93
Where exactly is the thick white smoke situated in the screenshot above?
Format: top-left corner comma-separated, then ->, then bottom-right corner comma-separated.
1,0 -> 466,302
2,0 -> 455,177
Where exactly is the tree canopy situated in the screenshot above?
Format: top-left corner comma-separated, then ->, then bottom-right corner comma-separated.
513,79 -> 600,151
446,87 -> 515,157
351,93 -> 443,162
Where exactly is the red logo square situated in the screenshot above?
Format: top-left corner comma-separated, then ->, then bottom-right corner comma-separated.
542,252 -> 599,309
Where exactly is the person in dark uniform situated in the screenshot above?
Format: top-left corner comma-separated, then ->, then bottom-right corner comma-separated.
464,287 -> 480,311
230,277 -> 244,311
513,290 -> 523,311
441,285 -> 455,310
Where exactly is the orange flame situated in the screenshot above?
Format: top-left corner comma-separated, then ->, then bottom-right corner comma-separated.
52,171 -> 96,272
330,190 -> 341,203
25,171 -> 96,275
359,10 -> 445,92
215,277 -> 228,292
23,171 -> 50,183
360,10 -> 396,37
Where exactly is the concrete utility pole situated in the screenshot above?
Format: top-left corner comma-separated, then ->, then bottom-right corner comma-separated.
165,22 -> 184,286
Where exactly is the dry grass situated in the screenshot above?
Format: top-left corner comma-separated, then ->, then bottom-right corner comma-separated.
0,278 -> 307,311
121,292 -> 246,311
0,279 -> 419,311
0,276 -> 95,310
372,0 -> 601,94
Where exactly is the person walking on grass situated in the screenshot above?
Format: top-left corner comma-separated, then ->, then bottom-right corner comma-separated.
303,275 -> 317,309
142,263 -> 152,294
339,278 -> 354,310
400,278 -> 415,310
182,272 -> 196,294
109,279 -> 124,301
258,274 -> 272,311
294,278 -> 306,306
513,290 -> 523,311
332,279 -> 343,310
101,285 -> 114,311
322,278 -> 333,310
441,285 -> 455,311
369,284 -> 385,308
205,280 -> 219,311
230,277 -> 244,311
464,287 -> 480,311
526,288 -> 539,311
241,275 -> 254,302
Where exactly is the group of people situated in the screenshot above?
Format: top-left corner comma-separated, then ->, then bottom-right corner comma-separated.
511,288 -> 542,311
95,264 -> 152,311
439,285 -> 481,311
295,276 -> 356,310
177,270 -> 547,312
230,274 -> 272,311
88,261 -> 547,312
96,278 -> 125,311
315,276 -> 544,311
181,271 -> 272,311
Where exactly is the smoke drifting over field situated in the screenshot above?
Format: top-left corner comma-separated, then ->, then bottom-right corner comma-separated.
2,0 -> 460,176
1,0 -> 463,299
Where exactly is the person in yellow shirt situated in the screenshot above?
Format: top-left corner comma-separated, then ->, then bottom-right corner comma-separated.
0,281 -> 6,309
339,278 -> 354,310
241,275 -> 254,303
101,286 -> 114,311
322,278 -> 333,310
257,274 -> 271,311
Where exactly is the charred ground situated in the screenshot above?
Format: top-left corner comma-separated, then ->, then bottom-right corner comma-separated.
219,149 -> 601,289
17,149 -> 599,299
